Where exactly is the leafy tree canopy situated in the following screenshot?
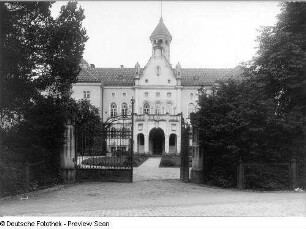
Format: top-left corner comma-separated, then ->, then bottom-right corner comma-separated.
0,1 -> 88,122
194,2 -> 306,164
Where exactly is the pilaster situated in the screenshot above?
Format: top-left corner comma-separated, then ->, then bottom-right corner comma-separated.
144,134 -> 149,154
165,134 -> 169,154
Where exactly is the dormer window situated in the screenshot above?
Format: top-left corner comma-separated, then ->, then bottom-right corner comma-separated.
156,66 -> 161,76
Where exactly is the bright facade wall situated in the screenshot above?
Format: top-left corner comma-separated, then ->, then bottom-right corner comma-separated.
139,58 -> 176,86
71,83 -> 102,117
137,88 -> 177,114
102,87 -> 134,122
181,87 -> 199,119
181,86 -> 213,120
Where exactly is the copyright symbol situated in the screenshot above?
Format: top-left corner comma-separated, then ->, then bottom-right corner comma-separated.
0,221 -> 5,226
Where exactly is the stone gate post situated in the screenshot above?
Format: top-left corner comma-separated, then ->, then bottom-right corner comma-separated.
60,119 -> 76,183
290,158 -> 297,190
191,126 -> 204,184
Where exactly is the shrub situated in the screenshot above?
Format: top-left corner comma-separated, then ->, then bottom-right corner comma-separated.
160,154 -> 181,167
244,164 -> 290,190
205,163 -> 237,188
133,154 -> 149,167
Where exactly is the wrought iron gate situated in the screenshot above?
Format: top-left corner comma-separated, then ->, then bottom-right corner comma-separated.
180,116 -> 190,182
75,115 -> 133,182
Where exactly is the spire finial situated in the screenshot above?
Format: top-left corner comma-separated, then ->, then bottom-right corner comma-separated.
160,1 -> 163,19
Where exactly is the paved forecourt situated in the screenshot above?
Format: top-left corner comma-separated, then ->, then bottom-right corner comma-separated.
133,157 -> 180,181
0,158 -> 305,217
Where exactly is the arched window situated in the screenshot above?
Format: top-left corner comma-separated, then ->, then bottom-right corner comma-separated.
156,66 -> 161,76
155,103 -> 161,114
190,93 -> 194,99
188,103 -> 195,118
143,103 -> 150,114
121,103 -> 128,116
166,102 -> 173,114
110,103 -> 117,117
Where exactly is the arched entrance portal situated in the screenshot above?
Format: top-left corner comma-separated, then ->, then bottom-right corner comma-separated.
149,128 -> 165,155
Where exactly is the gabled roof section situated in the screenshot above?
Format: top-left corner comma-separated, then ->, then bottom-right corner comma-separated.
150,17 -> 172,41
77,67 -> 242,86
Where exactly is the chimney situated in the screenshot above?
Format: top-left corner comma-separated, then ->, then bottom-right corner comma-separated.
90,64 -> 95,68
120,65 -> 124,68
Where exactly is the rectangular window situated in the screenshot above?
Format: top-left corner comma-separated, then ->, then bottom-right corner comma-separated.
171,124 -> 176,131
83,91 -> 90,99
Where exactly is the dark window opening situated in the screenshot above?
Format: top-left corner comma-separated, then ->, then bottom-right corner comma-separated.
138,134 -> 144,145
169,134 -> 176,146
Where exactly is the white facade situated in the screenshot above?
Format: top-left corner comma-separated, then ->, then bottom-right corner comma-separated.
72,17 -> 239,155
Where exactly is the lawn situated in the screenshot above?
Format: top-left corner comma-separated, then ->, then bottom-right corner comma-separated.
159,154 -> 192,167
80,154 -> 149,167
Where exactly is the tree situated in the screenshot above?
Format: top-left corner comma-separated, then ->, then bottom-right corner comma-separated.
0,2 -> 88,123
0,2 -> 53,119
0,2 -> 88,193
72,100 -> 103,155
247,2 -> 306,115
193,2 -> 306,188
246,2 -> 306,169
38,2 -> 88,96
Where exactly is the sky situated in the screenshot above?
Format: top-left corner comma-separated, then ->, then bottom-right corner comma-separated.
51,1 -> 281,68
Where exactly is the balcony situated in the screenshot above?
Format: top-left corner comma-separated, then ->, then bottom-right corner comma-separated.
134,114 -> 180,122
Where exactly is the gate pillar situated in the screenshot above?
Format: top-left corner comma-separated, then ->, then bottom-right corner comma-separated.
191,126 -> 204,184
60,119 -> 76,183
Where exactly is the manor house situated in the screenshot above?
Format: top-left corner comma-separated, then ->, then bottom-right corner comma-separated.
72,17 -> 240,155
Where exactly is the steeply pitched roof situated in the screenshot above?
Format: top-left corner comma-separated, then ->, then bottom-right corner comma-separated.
77,67 -> 241,86
150,17 -> 172,40
181,68 -> 241,86
78,68 -> 136,86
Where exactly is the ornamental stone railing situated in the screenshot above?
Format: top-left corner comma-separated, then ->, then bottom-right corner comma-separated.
135,113 -> 180,122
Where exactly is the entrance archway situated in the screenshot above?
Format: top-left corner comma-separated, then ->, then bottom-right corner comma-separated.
149,128 -> 165,155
